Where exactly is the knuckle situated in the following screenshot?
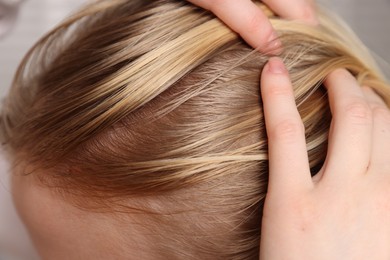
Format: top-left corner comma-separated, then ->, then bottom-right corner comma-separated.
270,119 -> 304,141
246,12 -> 265,35
264,83 -> 292,97
343,99 -> 372,124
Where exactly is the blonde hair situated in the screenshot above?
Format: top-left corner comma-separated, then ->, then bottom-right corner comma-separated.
1,0 -> 390,258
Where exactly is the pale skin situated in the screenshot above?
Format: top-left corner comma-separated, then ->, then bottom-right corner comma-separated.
187,0 -> 318,51
15,61 -> 390,259
11,1 -> 390,259
189,0 -> 390,259
260,57 -> 390,259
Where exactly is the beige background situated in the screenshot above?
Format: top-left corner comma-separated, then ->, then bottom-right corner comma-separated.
0,0 -> 389,259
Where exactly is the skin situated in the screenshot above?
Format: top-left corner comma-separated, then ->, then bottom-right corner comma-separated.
11,1 -> 390,259
14,60 -> 390,259
12,172 -> 162,259
187,0 -> 318,52
187,2 -> 390,256
260,57 -> 390,259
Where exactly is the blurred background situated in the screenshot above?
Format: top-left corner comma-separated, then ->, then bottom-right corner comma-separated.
0,0 -> 389,259
0,1 -> 84,259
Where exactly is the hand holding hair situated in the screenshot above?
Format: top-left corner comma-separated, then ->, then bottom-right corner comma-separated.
187,0 -> 318,52
259,57 -> 390,259
3,0 -> 390,258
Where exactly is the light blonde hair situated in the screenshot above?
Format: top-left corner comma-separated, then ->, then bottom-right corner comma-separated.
1,0 -> 390,258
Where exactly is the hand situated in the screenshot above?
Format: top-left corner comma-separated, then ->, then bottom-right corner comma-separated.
259,57 -> 390,259
187,0 -> 317,52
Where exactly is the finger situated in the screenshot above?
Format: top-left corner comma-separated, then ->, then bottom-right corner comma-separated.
362,87 -> 390,173
188,0 -> 282,52
262,0 -> 318,25
261,57 -> 312,192
322,69 -> 372,179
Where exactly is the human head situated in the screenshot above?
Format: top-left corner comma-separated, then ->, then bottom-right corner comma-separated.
1,0 -> 390,259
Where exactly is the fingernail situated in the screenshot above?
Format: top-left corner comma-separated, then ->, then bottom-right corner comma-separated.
268,30 -> 278,40
267,32 -> 283,54
268,57 -> 286,74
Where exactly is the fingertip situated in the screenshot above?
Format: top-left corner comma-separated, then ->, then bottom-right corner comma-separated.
266,57 -> 287,74
261,57 -> 293,102
188,0 -> 284,53
324,69 -> 353,90
263,32 -> 283,55
261,56 -> 312,190
261,57 -> 290,97
242,10 -> 282,53
262,0 -> 319,26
